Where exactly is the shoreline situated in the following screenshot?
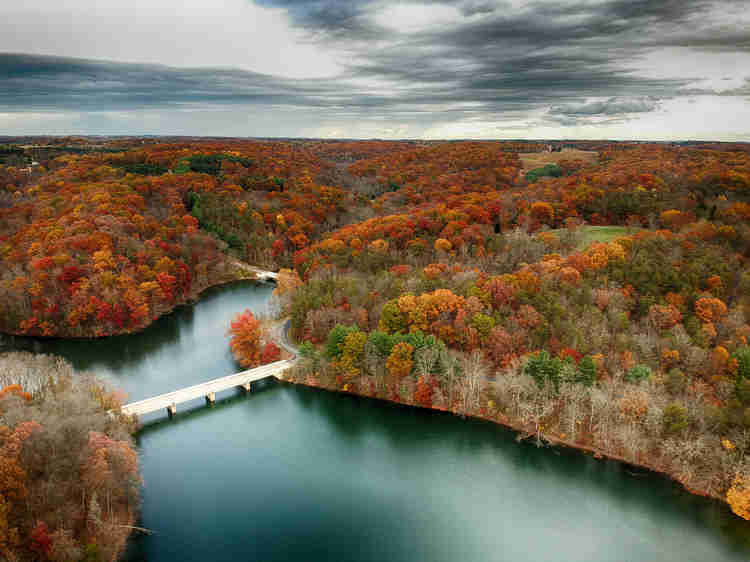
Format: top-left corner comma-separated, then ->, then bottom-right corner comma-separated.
0,264 -> 272,341
280,375 -> 730,508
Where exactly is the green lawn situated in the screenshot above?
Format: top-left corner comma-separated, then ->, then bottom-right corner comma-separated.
575,226 -> 635,249
547,225 -> 638,251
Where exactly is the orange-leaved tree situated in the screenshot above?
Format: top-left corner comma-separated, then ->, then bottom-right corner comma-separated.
727,473 -> 750,520
229,309 -> 262,368
386,342 -> 414,381
695,297 -> 727,324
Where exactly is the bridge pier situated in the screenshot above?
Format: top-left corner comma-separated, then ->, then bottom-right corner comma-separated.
120,359 -> 291,418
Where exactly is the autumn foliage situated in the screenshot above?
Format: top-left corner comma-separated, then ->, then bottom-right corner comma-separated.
0,352 -> 139,561
3,137 -> 750,521
261,342 -> 281,364
228,309 -> 262,368
727,473 -> 750,520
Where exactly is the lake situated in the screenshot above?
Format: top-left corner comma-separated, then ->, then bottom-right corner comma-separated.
5,281 -> 749,561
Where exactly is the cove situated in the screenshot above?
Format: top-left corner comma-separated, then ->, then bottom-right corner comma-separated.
4,281 -> 750,561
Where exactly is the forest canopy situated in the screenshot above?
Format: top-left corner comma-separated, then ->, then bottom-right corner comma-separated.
0,352 -> 139,561
2,137 -> 750,520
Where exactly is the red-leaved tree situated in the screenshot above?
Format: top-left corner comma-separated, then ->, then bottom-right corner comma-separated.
228,309 -> 262,368
260,342 -> 281,364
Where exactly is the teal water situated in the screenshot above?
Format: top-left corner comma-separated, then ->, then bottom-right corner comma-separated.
5,282 -> 750,561
3,281 -> 275,402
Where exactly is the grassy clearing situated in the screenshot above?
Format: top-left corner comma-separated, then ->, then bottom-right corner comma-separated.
546,225 -> 638,251
519,148 -> 598,172
575,225 -> 634,249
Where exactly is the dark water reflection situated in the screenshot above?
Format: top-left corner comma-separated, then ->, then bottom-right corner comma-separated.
4,282 -> 749,561
2,281 -> 274,401
126,384 -> 750,562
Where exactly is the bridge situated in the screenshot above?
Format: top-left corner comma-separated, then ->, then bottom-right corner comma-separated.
230,260 -> 278,283
121,359 -> 294,419
257,271 -> 278,282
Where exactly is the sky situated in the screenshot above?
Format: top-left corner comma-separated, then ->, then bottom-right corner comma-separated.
1,0 -> 749,140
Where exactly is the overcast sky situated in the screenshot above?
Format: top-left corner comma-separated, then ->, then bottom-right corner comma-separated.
1,0 -> 749,139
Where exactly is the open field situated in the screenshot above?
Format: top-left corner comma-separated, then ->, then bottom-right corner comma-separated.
547,225 -> 637,250
519,148 -> 599,171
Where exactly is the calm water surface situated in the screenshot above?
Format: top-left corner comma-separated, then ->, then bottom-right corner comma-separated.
5,281 -> 750,561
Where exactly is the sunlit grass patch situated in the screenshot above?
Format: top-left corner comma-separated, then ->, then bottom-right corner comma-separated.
546,225 -> 638,251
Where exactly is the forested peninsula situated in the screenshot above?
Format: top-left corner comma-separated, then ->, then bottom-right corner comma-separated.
0,352 -> 139,561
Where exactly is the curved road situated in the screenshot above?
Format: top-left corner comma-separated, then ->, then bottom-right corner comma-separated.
272,318 -> 299,361
121,318 -> 299,418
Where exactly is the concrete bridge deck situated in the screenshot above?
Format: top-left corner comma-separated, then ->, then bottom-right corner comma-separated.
121,359 -> 293,418
230,260 -> 278,283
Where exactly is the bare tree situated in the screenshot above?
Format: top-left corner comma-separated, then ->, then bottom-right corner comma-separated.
414,345 -> 439,379
616,422 -> 642,463
0,351 -> 76,396
559,382 -> 585,443
459,350 -> 487,415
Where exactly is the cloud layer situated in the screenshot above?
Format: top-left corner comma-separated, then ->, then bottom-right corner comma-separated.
1,0 -> 749,139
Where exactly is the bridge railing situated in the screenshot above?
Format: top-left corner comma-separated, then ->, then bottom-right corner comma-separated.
120,358 -> 294,417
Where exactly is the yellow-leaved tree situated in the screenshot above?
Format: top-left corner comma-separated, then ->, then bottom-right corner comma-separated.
727,473 -> 750,520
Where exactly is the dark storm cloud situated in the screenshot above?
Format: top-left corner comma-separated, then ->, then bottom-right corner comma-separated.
653,31 -> 750,52
1,0 -> 747,131
0,53 -> 335,111
255,0 -> 747,122
253,0 -> 381,39
0,52 -> 474,119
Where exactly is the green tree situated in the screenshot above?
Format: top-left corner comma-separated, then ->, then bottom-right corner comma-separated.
736,377 -> 750,405
367,331 -> 396,357
339,330 -> 367,377
325,325 -> 357,360
666,368 -> 687,395
733,346 -> 750,380
576,356 -> 597,386
524,351 -> 564,391
625,364 -> 652,383
379,301 -> 406,334
471,313 -> 495,340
